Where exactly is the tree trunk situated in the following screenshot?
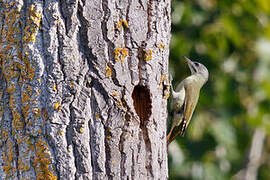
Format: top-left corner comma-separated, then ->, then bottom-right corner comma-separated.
0,0 -> 171,179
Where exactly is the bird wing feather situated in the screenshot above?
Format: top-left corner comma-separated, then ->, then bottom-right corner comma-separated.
182,80 -> 200,132
167,79 -> 200,144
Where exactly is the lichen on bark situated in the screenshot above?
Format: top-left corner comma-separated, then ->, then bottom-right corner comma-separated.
0,0 -> 171,179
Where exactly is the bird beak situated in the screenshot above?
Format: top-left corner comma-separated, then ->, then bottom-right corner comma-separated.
184,56 -> 196,73
184,56 -> 192,64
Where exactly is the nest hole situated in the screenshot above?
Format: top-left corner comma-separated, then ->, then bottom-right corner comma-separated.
132,85 -> 152,128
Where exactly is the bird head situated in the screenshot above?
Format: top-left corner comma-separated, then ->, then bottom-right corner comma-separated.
184,56 -> 209,83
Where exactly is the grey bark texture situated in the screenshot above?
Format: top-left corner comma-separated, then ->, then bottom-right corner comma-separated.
0,0 -> 171,179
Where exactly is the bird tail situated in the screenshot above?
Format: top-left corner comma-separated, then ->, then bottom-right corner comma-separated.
167,120 -> 187,145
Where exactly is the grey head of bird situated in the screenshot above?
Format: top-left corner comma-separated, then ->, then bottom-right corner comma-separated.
184,56 -> 209,84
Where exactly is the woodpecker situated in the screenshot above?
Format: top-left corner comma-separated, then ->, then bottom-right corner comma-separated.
167,57 -> 209,145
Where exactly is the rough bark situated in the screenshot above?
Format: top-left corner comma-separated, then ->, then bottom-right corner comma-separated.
0,0 -> 171,179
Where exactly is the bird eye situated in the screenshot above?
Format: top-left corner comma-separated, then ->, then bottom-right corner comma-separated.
194,62 -> 199,67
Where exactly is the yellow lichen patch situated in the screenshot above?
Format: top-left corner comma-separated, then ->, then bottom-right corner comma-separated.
52,84 -> 57,92
37,129 -> 42,134
160,74 -> 167,84
22,91 -> 30,102
112,161 -> 117,165
0,130 -> 8,143
26,139 -> 35,153
32,108 -> 40,118
113,47 -> 129,63
3,140 -> 15,177
59,130 -> 64,135
33,138 -> 57,180
9,93 -> 24,131
121,48 -> 129,57
27,85 -> 32,92
4,8 -> 20,44
54,102 -> 61,111
2,63 -> 16,81
36,91 -> 40,96
160,74 -> 169,89
37,78 -> 41,83
79,127 -> 84,133
15,52 -> 35,81
24,56 -> 35,80
12,110 -> 23,130
0,6 -> 37,178
18,159 -> 30,171
143,49 -> 153,61
113,47 -> 122,62
160,74 -> 170,99
123,20 -> 129,28
106,136 -> 112,139
22,4 -> 42,43
9,94 -> 15,108
70,81 -> 74,89
22,90 -> 31,119
107,128 -> 112,133
95,114 -> 100,119
117,98 -> 124,108
112,91 -> 118,97
158,43 -> 166,51
163,87 -> 170,99
54,19 -> 60,25
116,19 -> 129,31
18,75 -> 23,88
105,64 -> 112,77
6,83 -> 16,93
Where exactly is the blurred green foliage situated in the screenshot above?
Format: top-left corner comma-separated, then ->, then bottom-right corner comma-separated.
169,0 -> 270,179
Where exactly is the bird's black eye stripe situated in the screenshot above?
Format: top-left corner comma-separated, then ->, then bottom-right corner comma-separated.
192,66 -> 197,73
194,62 -> 199,66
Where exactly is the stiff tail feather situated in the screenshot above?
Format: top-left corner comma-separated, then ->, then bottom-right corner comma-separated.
167,119 -> 187,145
